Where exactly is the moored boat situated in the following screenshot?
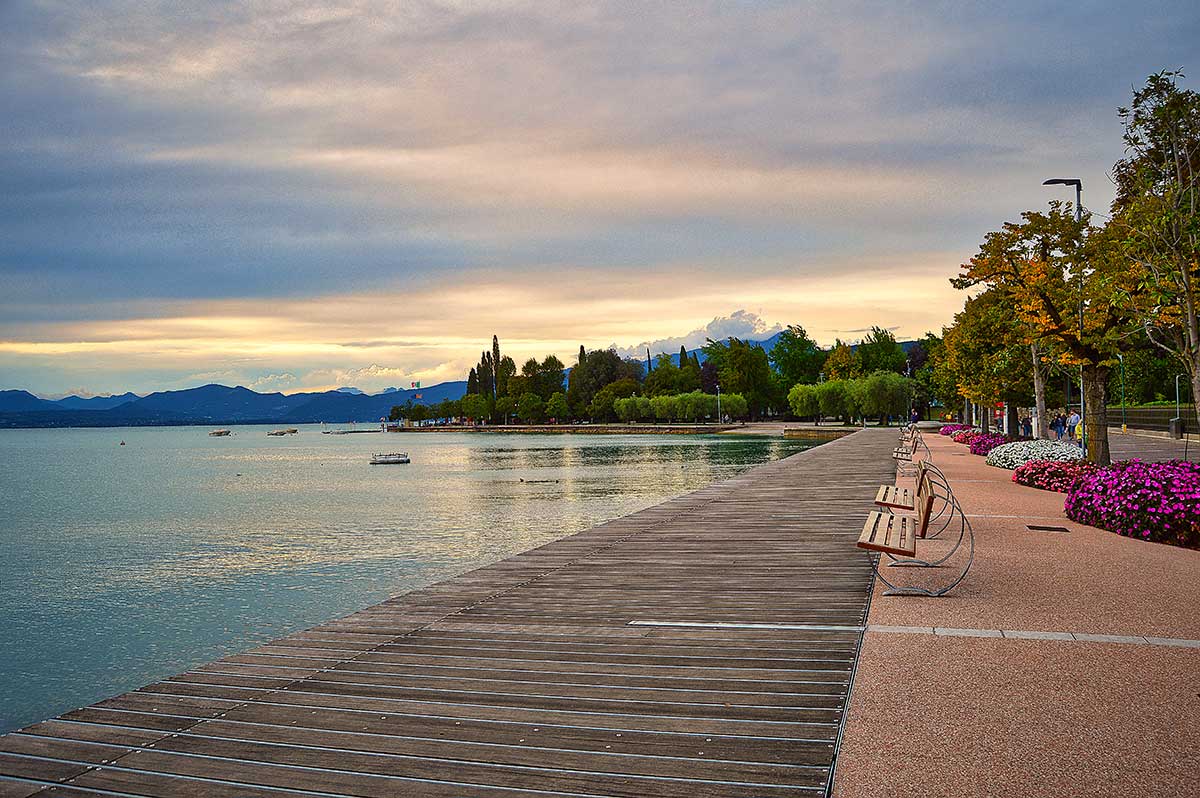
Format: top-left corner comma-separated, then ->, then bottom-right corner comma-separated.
209,429 -> 232,437
370,452 -> 410,465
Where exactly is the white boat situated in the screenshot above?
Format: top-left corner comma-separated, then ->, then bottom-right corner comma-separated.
370,452 -> 410,465
209,429 -> 231,437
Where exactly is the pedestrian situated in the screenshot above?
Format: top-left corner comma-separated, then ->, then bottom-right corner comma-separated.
1051,413 -> 1064,440
1021,415 -> 1032,438
910,408 -> 920,426
1067,409 -> 1081,442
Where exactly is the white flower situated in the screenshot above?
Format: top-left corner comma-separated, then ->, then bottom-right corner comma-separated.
985,440 -> 1085,470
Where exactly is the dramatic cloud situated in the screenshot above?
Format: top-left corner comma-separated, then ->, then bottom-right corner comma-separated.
2,1 -> 1198,394
613,311 -> 783,359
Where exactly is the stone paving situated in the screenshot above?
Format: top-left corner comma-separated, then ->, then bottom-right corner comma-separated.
833,431 -> 1200,798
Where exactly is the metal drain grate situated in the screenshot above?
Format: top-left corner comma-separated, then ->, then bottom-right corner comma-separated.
1027,524 -> 1070,533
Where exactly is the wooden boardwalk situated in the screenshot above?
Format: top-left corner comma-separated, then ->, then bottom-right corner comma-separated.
0,430 -> 897,798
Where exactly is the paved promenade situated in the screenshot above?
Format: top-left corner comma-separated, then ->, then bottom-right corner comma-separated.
0,431 -> 897,797
835,432 -> 1200,798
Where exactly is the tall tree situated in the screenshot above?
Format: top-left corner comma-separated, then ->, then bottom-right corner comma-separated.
823,340 -> 862,380
495,355 -> 516,399
466,367 -> 479,396
492,336 -> 502,398
1112,70 -> 1200,429
954,205 -> 1137,463
770,324 -> 826,385
702,338 -> 776,419
857,327 -> 907,374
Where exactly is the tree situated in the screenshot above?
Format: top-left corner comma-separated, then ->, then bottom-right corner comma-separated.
495,355 -> 516,399
568,348 -> 642,416
941,288 -> 1035,432
702,338 -> 776,418
849,372 -> 915,425
546,392 -> 570,422
1112,71 -> 1200,429
587,378 -> 639,422
676,347 -> 701,393
466,368 -> 478,395
460,393 -> 489,422
644,354 -> 680,396
719,392 -> 748,420
954,205 -> 1137,463
770,325 -> 826,385
823,340 -> 862,380
699,359 -> 719,393
517,392 -> 545,423
495,395 -> 517,423
492,336 -> 503,396
857,327 -> 907,374
538,355 -> 566,399
787,383 -> 820,420
817,379 -> 854,423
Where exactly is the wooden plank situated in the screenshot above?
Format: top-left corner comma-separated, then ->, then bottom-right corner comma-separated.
0,429 -> 899,796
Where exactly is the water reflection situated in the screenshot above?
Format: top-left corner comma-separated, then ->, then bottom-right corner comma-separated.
0,426 -> 815,732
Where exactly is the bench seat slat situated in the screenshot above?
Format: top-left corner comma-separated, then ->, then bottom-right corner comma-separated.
874,485 -> 915,510
857,511 -> 917,557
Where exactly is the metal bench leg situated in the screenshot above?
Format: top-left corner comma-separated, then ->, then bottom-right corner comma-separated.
868,511 -> 975,597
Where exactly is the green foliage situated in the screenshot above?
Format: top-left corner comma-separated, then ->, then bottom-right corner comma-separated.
545,392 -> 570,421
517,392 -> 544,423
823,340 -> 862,380
719,392 -> 749,420
817,379 -> 854,420
587,377 -> 639,421
849,371 -> 914,423
494,395 -> 516,422
613,395 -> 653,422
460,393 -> 490,421
568,348 -> 642,417
702,337 -> 776,418
857,327 -> 907,374
942,288 -> 1034,404
770,325 -> 826,385
787,383 -> 820,418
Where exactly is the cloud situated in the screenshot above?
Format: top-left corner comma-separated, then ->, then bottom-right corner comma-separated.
3,1 -> 1199,394
613,311 -> 783,358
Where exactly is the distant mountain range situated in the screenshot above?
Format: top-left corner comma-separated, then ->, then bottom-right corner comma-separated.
0,382 -> 467,429
2,331 -> 920,429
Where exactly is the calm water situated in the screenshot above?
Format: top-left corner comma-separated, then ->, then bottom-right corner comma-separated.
0,425 -> 815,733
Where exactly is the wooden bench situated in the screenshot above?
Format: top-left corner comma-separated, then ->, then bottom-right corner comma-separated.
859,470 -> 935,557
858,465 -> 973,597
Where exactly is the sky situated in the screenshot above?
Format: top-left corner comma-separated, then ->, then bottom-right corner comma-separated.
3,1 -> 1198,397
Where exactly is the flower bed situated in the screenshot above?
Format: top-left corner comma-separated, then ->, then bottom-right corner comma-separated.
1012,459 -> 1099,492
1065,459 -> 1200,549
985,439 -> 1085,470
952,429 -> 982,445
968,432 -> 1010,456
938,423 -> 973,436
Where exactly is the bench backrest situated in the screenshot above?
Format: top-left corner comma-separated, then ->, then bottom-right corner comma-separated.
914,469 -> 936,536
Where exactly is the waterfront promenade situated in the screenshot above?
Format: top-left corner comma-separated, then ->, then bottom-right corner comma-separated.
0,430 -> 897,797
835,431 -> 1200,797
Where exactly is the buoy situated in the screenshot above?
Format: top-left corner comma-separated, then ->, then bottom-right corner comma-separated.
119,441 -> 125,446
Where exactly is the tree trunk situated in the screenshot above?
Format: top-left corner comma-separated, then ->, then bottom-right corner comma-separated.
1031,344 -> 1048,438
978,403 -> 990,433
1006,403 -> 1019,437
1082,364 -> 1112,466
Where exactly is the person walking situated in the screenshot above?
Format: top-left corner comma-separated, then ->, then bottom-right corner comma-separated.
1021,415 -> 1033,438
1051,413 -> 1065,440
1067,409 -> 1081,443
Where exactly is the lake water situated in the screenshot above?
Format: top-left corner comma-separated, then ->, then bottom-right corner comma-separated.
0,424 -> 816,733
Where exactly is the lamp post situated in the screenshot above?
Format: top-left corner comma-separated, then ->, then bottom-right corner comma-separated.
715,383 -> 722,424
1117,353 -> 1126,433
1043,178 -> 1085,453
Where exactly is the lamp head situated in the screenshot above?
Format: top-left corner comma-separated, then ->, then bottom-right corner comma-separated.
1043,178 -> 1082,188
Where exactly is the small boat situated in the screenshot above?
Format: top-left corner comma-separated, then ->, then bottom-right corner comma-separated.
209,429 -> 232,437
370,452 -> 410,465
266,429 -> 288,436
285,428 -> 298,434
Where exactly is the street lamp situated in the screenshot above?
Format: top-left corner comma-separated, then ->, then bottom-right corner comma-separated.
1043,178 -> 1086,452
1117,353 -> 1126,433
715,383 -> 722,424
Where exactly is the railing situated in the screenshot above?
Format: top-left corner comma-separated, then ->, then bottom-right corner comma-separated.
1107,405 -> 1197,432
